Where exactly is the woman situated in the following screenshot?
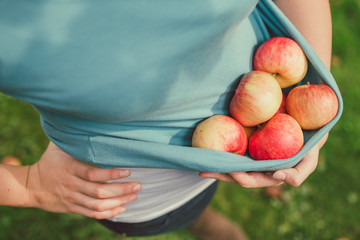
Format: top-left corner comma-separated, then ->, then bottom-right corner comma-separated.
0,0 -> 332,239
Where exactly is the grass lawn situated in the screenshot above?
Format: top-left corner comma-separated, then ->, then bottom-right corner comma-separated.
1,0 -> 359,239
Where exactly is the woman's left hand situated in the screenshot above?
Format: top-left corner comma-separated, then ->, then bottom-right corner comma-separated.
200,133 -> 328,188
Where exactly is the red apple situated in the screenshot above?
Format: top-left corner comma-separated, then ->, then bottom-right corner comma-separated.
249,113 -> 304,160
2,155 -> 22,166
286,83 -> 339,130
253,37 -> 308,88
192,115 -> 248,155
229,70 -> 283,127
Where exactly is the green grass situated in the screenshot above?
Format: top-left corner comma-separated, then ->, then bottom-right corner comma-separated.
1,1 -> 360,239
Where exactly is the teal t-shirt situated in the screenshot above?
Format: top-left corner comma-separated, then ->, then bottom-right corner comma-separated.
2,0 -> 340,172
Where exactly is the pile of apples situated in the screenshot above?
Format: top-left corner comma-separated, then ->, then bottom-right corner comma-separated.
192,37 -> 339,160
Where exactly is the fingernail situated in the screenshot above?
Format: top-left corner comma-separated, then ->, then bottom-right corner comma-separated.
199,172 -> 212,178
118,206 -> 126,214
273,171 -> 286,181
129,194 -> 137,201
119,170 -> 130,177
133,184 -> 141,192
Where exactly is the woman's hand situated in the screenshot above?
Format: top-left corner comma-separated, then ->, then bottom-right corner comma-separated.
200,133 -> 328,188
26,141 -> 141,219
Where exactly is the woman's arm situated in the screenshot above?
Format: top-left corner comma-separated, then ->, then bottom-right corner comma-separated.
0,164 -> 32,207
274,0 -> 332,69
270,0 -> 332,185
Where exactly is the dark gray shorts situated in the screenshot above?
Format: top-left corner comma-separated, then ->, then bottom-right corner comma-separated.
96,181 -> 218,237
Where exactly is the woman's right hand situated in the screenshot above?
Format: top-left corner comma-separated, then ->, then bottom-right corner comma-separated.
27,141 -> 141,219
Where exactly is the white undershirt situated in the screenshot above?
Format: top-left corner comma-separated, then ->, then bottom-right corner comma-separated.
106,168 -> 216,223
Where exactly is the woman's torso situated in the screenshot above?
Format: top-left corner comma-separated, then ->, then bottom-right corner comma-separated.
0,0 -> 265,222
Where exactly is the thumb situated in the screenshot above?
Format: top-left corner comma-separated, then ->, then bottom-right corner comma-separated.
272,146 -> 320,187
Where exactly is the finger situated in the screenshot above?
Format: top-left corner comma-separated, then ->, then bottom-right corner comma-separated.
272,146 -> 319,187
199,172 -> 237,183
69,204 -> 127,220
47,142 -> 131,182
75,165 -> 131,182
200,172 -> 283,188
229,172 -> 284,188
79,180 -> 142,199
71,192 -> 138,212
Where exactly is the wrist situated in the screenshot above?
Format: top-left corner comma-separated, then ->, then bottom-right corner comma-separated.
24,163 -> 42,209
0,164 -> 33,207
